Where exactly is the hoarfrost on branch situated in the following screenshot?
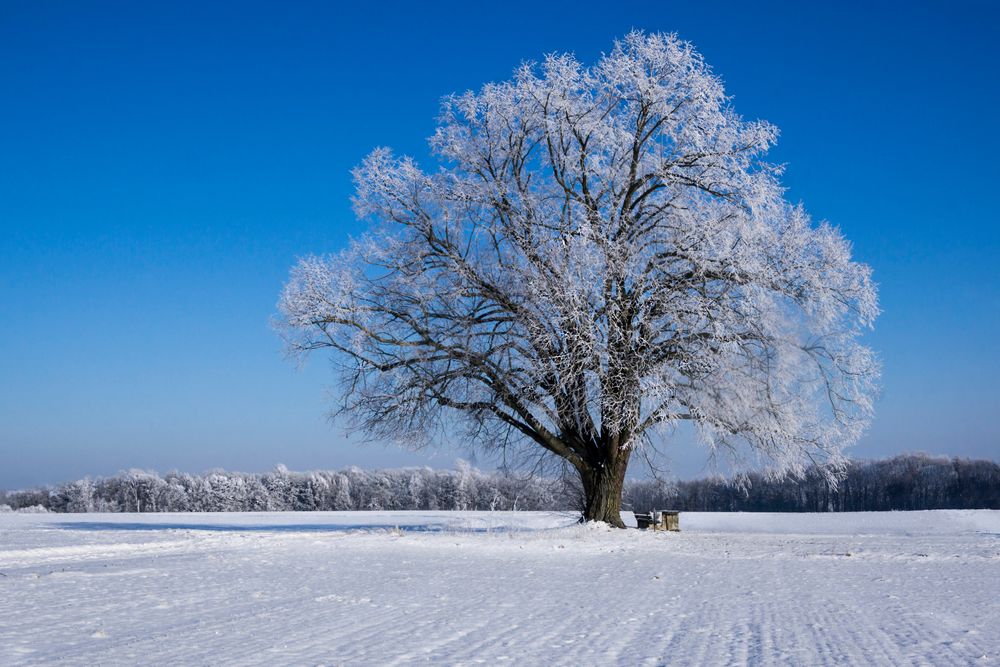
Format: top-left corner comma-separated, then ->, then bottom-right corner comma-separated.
278,32 -> 879,524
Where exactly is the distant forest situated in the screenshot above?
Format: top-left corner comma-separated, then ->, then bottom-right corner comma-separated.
2,453 -> 998,514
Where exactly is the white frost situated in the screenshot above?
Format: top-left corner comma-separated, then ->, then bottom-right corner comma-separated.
278,31 -> 879,484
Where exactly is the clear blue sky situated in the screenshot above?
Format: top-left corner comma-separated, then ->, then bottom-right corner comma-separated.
2,0 -> 998,489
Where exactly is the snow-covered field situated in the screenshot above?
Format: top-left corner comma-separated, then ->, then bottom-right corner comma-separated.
1,511 -> 998,666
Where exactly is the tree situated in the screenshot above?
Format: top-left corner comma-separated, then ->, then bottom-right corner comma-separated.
278,32 -> 879,526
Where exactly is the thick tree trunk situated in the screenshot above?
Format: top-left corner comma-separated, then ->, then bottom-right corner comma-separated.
580,457 -> 629,527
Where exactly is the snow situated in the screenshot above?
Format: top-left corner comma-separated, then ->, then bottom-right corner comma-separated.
1,511 -> 998,665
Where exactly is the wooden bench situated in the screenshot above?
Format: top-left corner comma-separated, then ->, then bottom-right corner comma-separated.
633,510 -> 680,531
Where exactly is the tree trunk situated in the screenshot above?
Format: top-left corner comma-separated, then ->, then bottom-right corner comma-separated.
580,457 -> 628,527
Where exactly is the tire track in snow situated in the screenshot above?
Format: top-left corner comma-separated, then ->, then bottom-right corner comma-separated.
1,513 -> 998,665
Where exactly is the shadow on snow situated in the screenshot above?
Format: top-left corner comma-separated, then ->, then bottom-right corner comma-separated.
48,520 -> 575,534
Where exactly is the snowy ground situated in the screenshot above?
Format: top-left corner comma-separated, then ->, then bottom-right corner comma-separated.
1,511 -> 998,666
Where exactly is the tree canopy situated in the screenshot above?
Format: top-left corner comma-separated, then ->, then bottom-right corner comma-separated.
278,32 -> 879,525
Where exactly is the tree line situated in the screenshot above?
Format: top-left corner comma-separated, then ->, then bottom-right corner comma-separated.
627,454 -> 1000,512
1,454 -> 997,514
0,463 -> 573,514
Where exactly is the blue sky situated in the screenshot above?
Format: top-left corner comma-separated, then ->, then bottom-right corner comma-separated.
1,0 -> 998,488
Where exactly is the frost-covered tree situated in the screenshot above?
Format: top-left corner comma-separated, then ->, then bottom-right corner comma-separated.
278,32 -> 879,526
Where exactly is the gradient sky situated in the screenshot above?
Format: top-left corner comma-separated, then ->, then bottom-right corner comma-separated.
2,0 -> 998,489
